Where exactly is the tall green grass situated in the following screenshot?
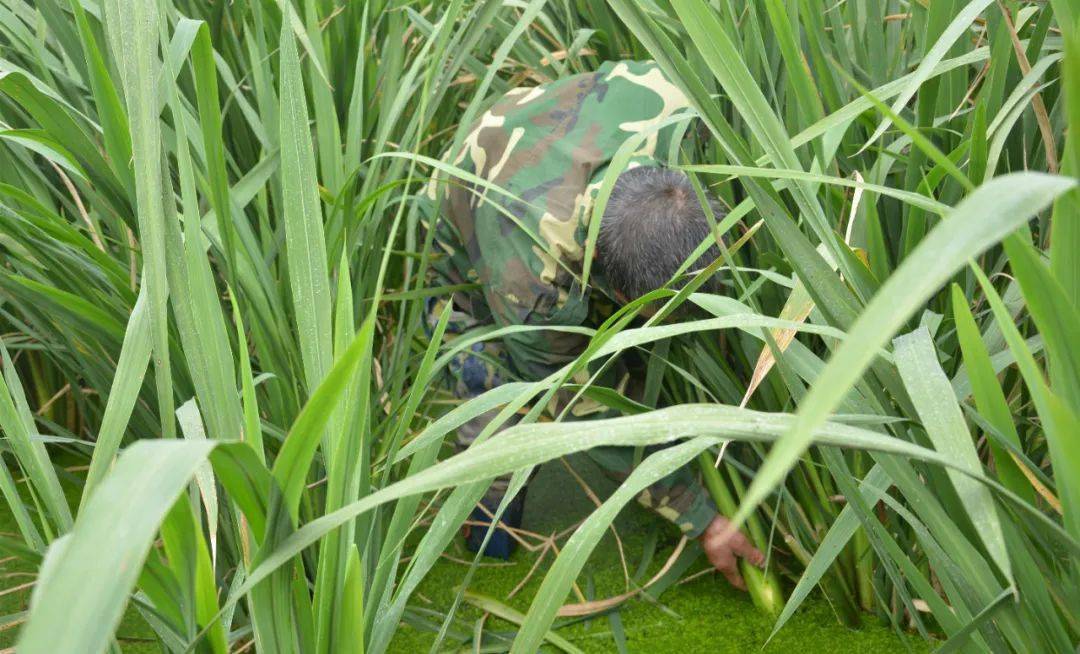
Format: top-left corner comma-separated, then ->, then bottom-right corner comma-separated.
0,0 -> 1076,652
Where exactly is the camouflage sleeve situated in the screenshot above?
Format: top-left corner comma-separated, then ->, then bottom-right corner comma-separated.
587,446 -> 717,538
442,178 -> 594,383
475,155 -> 673,383
497,300 -> 592,383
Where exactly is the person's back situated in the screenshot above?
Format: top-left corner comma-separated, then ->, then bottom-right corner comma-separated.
434,60 -> 692,378
426,61 -> 764,587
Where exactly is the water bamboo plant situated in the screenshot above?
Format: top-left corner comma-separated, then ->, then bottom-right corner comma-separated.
0,1 -> 1076,652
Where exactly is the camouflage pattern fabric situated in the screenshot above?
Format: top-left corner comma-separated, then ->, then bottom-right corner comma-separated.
427,61 -> 717,537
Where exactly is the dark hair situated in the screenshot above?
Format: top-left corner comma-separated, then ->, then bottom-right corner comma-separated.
596,166 -> 723,302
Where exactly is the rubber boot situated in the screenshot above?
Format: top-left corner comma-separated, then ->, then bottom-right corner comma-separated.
463,490 -> 526,559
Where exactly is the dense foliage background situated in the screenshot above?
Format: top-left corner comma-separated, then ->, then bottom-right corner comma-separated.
0,0 -> 1076,652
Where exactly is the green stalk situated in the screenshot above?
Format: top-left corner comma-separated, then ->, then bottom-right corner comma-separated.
758,486 -> 861,627
789,462 -> 862,626
851,450 -> 875,612
697,451 -> 784,616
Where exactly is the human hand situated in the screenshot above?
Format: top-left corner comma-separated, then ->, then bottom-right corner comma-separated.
699,515 -> 766,590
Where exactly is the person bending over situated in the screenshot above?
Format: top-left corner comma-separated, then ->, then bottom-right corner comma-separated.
425,60 -> 764,589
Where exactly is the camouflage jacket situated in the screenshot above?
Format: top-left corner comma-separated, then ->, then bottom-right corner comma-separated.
430,61 -> 717,537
